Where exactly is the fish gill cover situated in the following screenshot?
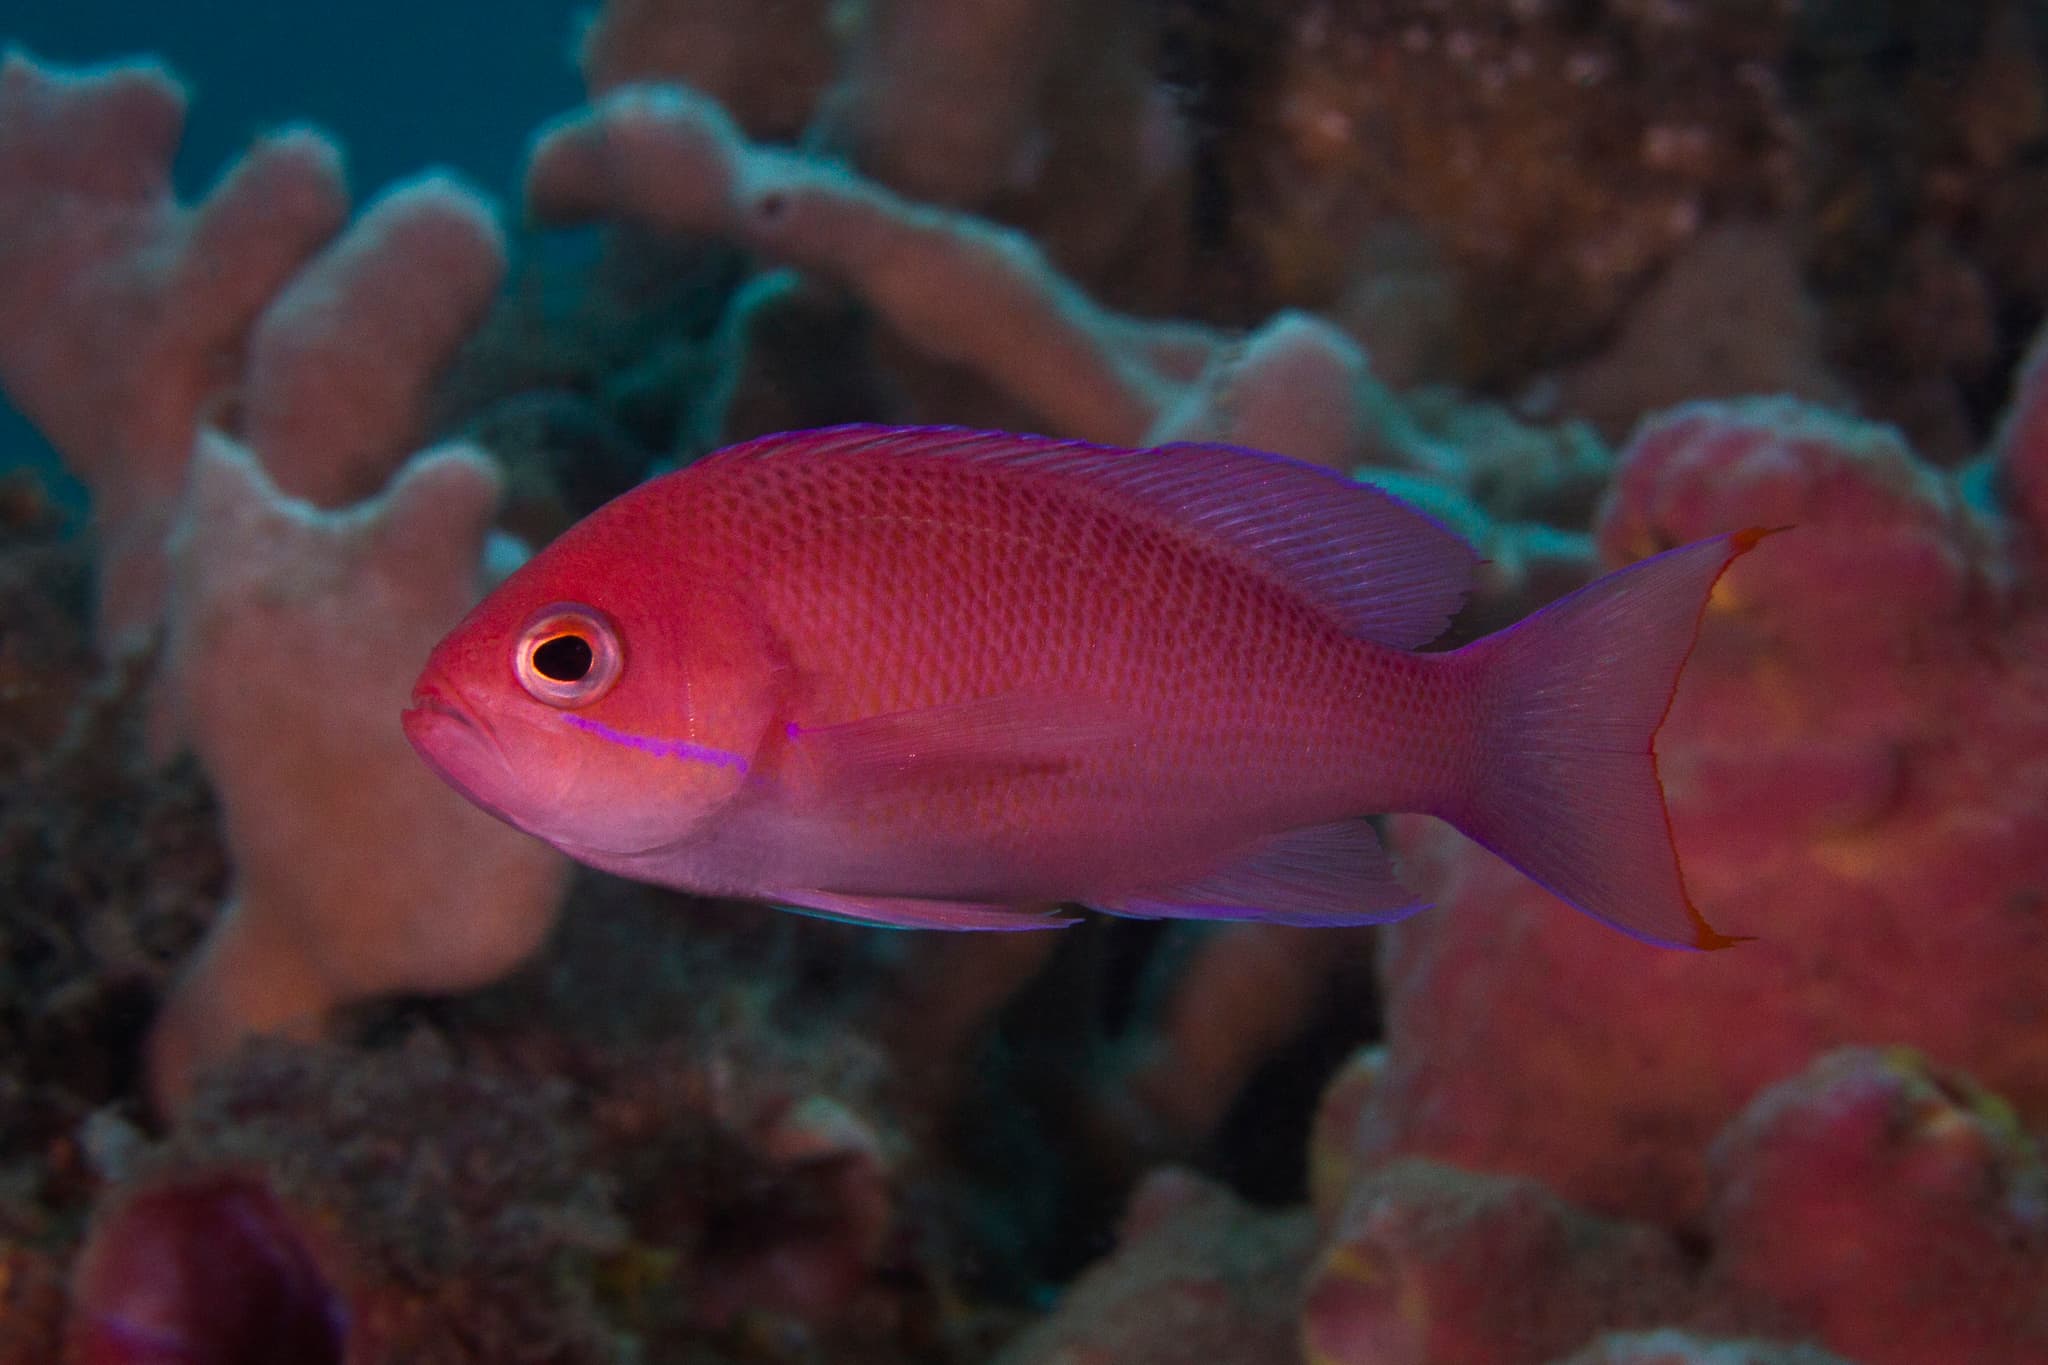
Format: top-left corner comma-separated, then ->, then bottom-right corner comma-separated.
1,3 -> 2048,1364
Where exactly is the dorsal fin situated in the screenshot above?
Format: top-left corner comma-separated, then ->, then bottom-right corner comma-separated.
700,424 -> 1477,648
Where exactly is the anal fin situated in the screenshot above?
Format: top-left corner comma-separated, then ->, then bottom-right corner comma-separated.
1093,820 -> 1428,926
774,888 -> 1080,932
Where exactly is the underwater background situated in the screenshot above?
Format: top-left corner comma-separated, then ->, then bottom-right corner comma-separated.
5,2 -> 2048,1362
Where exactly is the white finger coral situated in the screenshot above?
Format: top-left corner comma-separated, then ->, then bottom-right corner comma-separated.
0,49 -> 566,1114
0,49 -> 347,646
146,435 -> 567,1113
0,49 -> 507,646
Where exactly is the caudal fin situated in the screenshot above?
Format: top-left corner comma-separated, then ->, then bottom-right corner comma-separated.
1447,530 -> 1775,950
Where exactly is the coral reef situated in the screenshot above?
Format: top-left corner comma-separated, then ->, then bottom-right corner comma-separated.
1303,1047 -> 2048,1364
146,435 -> 567,1111
1354,380 -> 2048,1226
7,4 -> 2048,1363
0,49 -> 568,1113
575,0 -> 838,140
524,83 -> 1375,470
68,1037 -> 626,1365
989,1168 -> 1313,1365
0,51 -> 347,645
1231,0 -> 1796,383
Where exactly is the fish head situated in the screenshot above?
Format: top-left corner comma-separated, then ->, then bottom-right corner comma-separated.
404,516 -> 776,861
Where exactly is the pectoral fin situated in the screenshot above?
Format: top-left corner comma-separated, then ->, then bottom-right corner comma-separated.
774,888 -> 1080,932
785,693 -> 1132,789
1093,820 -> 1428,926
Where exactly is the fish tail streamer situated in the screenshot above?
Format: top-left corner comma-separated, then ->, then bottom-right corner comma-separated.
1444,530 -> 1775,950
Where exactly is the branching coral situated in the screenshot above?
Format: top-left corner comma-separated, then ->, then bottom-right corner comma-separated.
808,0 -> 1186,284
575,0 -> 839,140
524,83 -> 1381,471
0,51 -> 346,646
146,436 -> 567,1112
0,49 -> 508,646
573,0 -> 1187,288
0,50 -> 569,1113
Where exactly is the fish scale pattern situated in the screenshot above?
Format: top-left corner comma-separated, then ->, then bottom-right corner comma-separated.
678,432 -> 1450,889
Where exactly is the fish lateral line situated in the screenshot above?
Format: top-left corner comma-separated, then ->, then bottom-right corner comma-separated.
559,713 -> 750,774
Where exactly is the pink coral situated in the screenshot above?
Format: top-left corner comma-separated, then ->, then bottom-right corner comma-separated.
807,0 -> 1185,281
1704,1049 -> 2048,1362
237,177 -> 508,507
66,1173 -> 353,1365
68,1037 -> 627,1365
575,0 -> 836,140
1301,1160 -> 1691,1365
1347,379 -> 2048,1225
1303,1047 -> 2048,1364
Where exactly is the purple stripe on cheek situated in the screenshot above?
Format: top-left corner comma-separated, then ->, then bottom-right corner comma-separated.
560,714 -> 750,774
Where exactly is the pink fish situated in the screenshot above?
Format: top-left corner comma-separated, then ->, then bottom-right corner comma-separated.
404,425 -> 1767,947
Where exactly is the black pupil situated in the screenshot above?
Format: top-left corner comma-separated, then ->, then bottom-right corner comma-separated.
532,633 -> 594,683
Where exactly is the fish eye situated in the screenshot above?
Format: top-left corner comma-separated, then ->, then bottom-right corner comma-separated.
514,604 -> 622,707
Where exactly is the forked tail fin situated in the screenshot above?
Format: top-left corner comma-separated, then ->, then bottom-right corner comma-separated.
1447,530 -> 1775,949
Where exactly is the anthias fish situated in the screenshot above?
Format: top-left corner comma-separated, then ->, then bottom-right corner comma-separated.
405,425 -> 1766,948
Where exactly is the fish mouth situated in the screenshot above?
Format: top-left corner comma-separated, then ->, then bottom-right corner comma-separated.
403,687 -> 478,732
402,687 -> 481,750
401,684 -> 511,805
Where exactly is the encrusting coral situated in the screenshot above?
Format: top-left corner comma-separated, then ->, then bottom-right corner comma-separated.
1351,377 -> 2048,1226
988,1167 -> 1314,1365
1231,0 -> 1796,384
67,1037 -> 627,1365
1298,1047 -> 2048,1365
1282,330 -> 2048,1364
